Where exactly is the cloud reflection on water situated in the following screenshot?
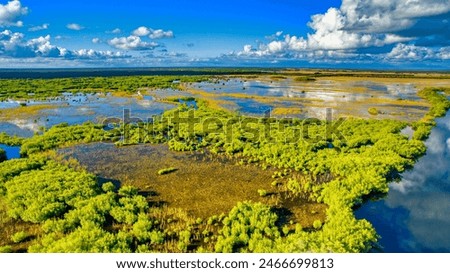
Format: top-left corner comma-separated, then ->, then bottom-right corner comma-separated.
357,112 -> 450,252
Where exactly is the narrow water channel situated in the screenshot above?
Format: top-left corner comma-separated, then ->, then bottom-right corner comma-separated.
0,144 -> 20,160
356,112 -> 450,252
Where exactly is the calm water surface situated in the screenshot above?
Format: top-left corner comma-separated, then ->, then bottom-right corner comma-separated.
356,112 -> 450,252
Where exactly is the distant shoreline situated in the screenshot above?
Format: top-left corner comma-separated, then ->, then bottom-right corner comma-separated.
0,67 -> 448,79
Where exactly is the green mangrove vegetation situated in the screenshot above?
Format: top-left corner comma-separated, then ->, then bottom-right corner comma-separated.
157,167 -> 178,175
0,132 -> 24,146
19,122 -> 118,156
0,75 -> 211,100
0,72 -> 449,253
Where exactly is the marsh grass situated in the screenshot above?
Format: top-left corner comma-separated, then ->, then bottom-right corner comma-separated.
271,107 -> 303,116
0,198 -> 40,252
0,104 -> 60,121
59,143 -> 327,228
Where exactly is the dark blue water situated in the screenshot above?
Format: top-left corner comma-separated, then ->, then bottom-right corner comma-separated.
179,98 -> 198,109
222,97 -> 273,115
0,144 -> 20,159
356,112 -> 450,252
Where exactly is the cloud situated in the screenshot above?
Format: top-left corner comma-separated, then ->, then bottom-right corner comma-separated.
69,49 -> 126,59
132,26 -> 174,39
91,37 -> 100,44
108,35 -> 159,50
132,26 -> 150,36
386,44 -> 450,61
106,28 -> 121,34
308,9 -> 402,50
0,29 -> 126,59
149,29 -> 174,39
439,47 -> 450,60
26,35 -> 67,57
232,0 -> 450,64
66,23 -> 84,31
387,44 -> 435,61
340,0 -> 450,33
0,0 -> 28,27
28,23 -> 49,32
237,35 -> 307,57
265,31 -> 284,40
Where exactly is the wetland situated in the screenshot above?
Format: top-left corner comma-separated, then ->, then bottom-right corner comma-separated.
0,69 -> 449,253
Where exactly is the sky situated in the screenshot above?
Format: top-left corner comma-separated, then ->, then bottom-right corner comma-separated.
0,0 -> 449,69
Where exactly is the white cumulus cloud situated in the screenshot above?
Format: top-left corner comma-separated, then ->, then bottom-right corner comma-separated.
26,35 -> 66,57
132,26 -> 150,36
107,28 -> 121,34
305,5 -> 416,50
233,0 -> 450,63
132,26 -> 174,39
108,35 -> 159,50
66,23 -> 84,31
387,44 -> 436,61
0,29 -> 126,60
238,35 -> 307,57
70,49 -> 126,59
0,0 -> 28,27
340,0 -> 450,33
28,23 -> 49,32
439,47 -> 450,60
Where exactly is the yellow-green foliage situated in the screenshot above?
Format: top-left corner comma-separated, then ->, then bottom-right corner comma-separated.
368,107 -> 379,115
0,75 -> 211,100
418,87 -> 450,118
11,231 -> 29,243
0,132 -> 25,146
20,122 -> 120,156
5,159 -> 99,223
0,86 -> 447,253
157,167 -> 177,175
0,245 -> 12,253
215,201 -> 280,253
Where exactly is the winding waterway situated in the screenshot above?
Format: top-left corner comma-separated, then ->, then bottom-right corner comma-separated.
356,112 -> 450,252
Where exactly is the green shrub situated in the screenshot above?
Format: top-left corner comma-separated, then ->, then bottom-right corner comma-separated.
257,189 -> 268,197
4,160 -> 99,223
118,186 -> 139,197
11,231 -> 29,243
157,167 -> 177,175
313,220 -> 322,229
368,107 -> 379,115
0,245 -> 13,253
101,182 -> 116,192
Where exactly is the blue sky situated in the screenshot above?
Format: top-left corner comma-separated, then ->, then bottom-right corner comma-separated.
0,0 -> 449,69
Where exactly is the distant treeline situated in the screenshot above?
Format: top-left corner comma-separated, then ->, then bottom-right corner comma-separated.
1,68 -> 448,80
